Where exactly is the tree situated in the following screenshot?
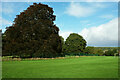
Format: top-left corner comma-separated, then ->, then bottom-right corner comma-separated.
63,33 -> 86,55
84,46 -> 94,54
2,3 -> 62,58
60,36 -> 64,46
59,36 -> 64,51
59,36 -> 65,56
104,49 -> 117,56
96,49 -> 104,56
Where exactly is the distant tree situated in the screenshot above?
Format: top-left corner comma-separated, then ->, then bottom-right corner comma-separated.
104,49 -> 117,56
96,49 -> 104,56
112,48 -> 117,53
84,46 -> 94,54
63,33 -> 86,54
2,3 -> 62,58
104,50 -> 112,56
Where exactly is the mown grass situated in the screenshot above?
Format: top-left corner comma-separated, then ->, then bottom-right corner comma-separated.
2,56 -> 118,78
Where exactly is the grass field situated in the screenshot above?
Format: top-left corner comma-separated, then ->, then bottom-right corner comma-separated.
2,56 -> 118,78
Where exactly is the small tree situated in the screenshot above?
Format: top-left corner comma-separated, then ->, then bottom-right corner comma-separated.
63,33 -> 86,55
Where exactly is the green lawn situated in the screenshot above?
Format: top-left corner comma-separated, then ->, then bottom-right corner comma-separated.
2,56 -> 118,78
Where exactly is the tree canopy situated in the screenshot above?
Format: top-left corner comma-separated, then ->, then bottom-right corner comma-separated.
63,33 -> 86,54
2,3 -> 62,58
84,46 -> 94,54
103,49 -> 118,56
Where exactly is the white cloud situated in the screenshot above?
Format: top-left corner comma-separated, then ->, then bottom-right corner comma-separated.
59,31 -> 73,41
65,2 -> 96,17
65,2 -> 116,18
79,18 -> 118,46
0,17 -> 12,32
59,18 -> 118,46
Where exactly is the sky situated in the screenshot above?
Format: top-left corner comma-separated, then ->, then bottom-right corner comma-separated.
0,2 -> 118,47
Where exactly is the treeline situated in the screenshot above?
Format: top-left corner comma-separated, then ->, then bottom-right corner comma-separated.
94,47 -> 118,51
84,47 -> 118,56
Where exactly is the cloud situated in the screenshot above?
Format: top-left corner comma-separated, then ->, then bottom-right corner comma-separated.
65,2 -> 110,18
59,31 -> 73,41
0,17 -> 12,32
59,18 -> 118,46
65,2 -> 117,18
65,2 -> 96,17
79,18 -> 118,47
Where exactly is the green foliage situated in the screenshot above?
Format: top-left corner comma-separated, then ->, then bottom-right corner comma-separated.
63,33 -> 86,54
104,49 -> 118,56
59,36 -> 64,46
95,49 -> 104,56
91,47 -> 118,56
2,3 -> 62,58
94,47 -> 118,51
84,46 -> 94,54
59,36 -> 65,52
65,53 -> 98,56
89,47 -> 118,56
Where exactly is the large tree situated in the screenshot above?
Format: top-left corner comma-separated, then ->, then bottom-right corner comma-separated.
2,3 -> 62,58
63,33 -> 86,54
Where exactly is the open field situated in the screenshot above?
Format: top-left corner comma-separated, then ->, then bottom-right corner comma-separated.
2,56 -> 118,78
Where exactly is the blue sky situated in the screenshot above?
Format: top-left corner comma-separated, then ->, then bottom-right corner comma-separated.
0,2 -> 118,47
